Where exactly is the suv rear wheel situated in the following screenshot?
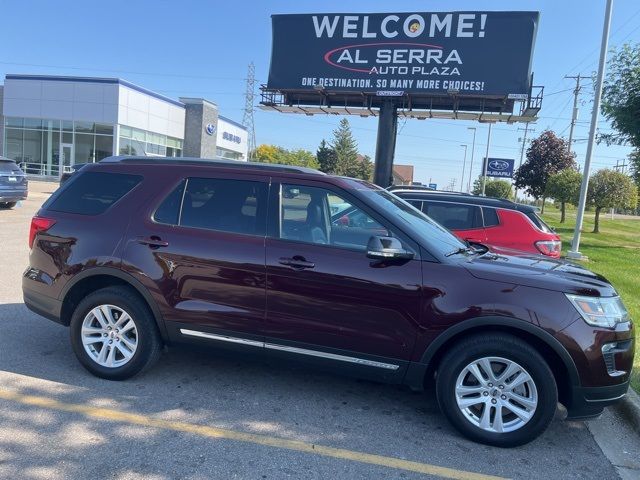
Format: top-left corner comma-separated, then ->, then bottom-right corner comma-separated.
0,202 -> 16,209
70,286 -> 162,380
436,333 -> 557,447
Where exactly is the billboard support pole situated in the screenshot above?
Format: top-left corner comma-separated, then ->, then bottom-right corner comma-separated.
373,99 -> 398,188
481,123 -> 493,196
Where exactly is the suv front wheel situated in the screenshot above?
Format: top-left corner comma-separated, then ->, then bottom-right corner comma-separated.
70,286 -> 162,380
436,333 -> 557,447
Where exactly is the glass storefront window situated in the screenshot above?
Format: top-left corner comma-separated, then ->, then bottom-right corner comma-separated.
74,121 -> 94,134
120,126 -> 132,138
4,128 -> 23,163
95,135 -> 114,162
62,120 -> 73,132
95,123 -> 114,135
23,118 -> 42,129
75,133 -> 95,164
119,138 -> 131,155
5,117 -> 24,128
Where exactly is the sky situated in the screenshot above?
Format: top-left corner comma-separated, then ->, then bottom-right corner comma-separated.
1,0 -> 639,189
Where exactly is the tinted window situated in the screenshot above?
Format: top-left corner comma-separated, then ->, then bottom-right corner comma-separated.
281,184 -> 390,250
47,172 -> 141,215
180,178 -> 267,236
482,207 -> 500,227
525,211 -> 553,233
423,202 -> 482,230
153,180 -> 186,225
406,199 -> 423,210
0,160 -> 19,173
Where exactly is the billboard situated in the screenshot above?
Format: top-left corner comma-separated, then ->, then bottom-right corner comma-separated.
267,12 -> 539,98
483,158 -> 515,178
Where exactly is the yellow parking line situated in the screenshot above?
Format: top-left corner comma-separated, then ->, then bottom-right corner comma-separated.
0,388 -> 507,480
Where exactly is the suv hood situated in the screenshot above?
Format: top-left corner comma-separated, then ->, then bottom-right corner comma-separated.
461,250 -> 617,297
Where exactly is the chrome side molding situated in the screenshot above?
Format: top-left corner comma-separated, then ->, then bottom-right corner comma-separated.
179,328 -> 399,371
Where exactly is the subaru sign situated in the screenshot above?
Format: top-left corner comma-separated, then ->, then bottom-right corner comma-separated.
428,183 -> 438,190
267,12 -> 539,97
205,124 -> 216,136
484,158 -> 515,178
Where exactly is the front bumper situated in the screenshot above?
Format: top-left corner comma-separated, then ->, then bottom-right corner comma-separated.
566,381 -> 630,419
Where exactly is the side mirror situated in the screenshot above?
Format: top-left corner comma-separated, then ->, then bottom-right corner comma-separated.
366,236 -> 414,260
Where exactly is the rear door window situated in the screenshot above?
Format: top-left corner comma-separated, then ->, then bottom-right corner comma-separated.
482,207 -> 500,227
46,171 -> 142,215
423,202 -> 482,230
179,178 -> 268,236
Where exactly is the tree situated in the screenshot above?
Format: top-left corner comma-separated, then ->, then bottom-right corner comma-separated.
545,169 -> 582,223
600,44 -> 640,148
587,169 -> 638,233
331,118 -> 361,177
513,130 -> 577,213
629,149 -> 640,190
253,144 -> 318,169
471,176 -> 512,199
358,155 -> 374,182
316,139 -> 337,174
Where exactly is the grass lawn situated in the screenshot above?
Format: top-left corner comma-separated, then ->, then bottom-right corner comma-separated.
541,206 -> 639,393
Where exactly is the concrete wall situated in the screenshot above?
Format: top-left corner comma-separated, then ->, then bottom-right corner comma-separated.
118,85 -> 184,139
180,98 -> 218,158
217,116 -> 249,160
3,77 -> 119,123
0,86 -> 4,156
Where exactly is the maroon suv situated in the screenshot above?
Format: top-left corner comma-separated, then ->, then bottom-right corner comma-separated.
23,157 -> 634,447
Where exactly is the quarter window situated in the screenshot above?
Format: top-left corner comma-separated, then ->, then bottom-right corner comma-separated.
179,178 -> 267,236
153,180 -> 186,225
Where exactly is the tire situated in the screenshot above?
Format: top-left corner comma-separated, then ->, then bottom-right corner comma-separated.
435,333 -> 557,447
0,202 -> 16,209
70,286 -> 163,380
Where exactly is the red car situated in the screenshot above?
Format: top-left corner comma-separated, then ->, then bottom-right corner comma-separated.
392,189 -> 562,258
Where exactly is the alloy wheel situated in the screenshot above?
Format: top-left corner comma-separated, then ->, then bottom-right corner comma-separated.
81,304 -> 138,368
454,356 -> 538,433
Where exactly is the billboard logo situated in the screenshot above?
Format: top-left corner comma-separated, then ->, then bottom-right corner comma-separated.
205,124 -> 216,136
484,158 -> 515,178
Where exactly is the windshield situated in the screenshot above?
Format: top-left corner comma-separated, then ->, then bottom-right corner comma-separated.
358,189 -> 468,257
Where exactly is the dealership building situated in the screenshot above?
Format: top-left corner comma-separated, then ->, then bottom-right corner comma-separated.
0,74 -> 248,178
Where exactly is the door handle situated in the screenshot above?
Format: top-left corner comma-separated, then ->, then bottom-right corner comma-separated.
137,236 -> 169,249
278,256 -> 315,270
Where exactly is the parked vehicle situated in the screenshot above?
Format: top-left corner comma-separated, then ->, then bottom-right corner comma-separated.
23,157 -> 634,447
389,187 -> 562,258
0,156 -> 28,209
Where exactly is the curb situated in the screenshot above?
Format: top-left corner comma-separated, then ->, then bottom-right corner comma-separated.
613,387 -> 640,435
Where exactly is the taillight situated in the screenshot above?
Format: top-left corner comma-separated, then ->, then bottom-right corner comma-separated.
535,240 -> 562,257
29,216 -> 56,249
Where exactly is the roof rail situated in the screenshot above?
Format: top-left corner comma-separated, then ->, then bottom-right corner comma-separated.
99,156 -> 325,175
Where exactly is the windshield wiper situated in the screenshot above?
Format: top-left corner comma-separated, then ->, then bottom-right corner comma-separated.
444,246 -> 477,257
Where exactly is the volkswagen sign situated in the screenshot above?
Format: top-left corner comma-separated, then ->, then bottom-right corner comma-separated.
484,158 -> 515,178
205,123 -> 216,136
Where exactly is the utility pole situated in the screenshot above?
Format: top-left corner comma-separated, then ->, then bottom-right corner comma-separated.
467,127 -> 477,193
513,124 -> 533,203
565,74 -> 589,153
481,123 -> 494,196
613,159 -> 628,173
569,0 -> 614,260
460,144 -> 468,193
242,62 -> 257,159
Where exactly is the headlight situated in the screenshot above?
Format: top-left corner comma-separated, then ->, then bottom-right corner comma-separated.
565,294 -> 630,328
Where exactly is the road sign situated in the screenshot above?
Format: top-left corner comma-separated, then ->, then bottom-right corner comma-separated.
483,158 -> 515,178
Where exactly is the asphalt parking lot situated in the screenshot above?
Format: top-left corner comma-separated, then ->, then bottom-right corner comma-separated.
0,182 -> 633,480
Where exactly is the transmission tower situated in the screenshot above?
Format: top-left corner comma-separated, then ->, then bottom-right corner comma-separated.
242,62 -> 257,158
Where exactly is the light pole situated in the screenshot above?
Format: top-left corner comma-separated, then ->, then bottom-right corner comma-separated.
481,123 -> 494,196
460,144 -> 468,193
466,127 -> 477,193
568,0 -> 614,260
